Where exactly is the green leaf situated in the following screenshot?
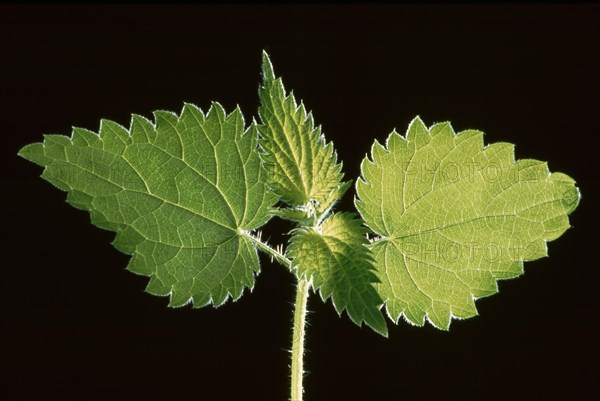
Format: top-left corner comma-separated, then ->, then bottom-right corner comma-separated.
19,103 -> 277,308
271,207 -> 314,225
355,117 -> 580,330
288,212 -> 388,336
258,51 -> 348,211
272,181 -> 352,225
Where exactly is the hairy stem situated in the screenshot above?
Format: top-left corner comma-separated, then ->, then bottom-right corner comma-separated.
291,277 -> 310,401
242,230 -> 310,400
243,231 -> 292,270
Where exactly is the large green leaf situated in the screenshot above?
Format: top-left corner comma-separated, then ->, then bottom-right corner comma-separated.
258,51 -> 347,212
356,117 -> 580,329
19,103 -> 277,308
288,212 -> 388,336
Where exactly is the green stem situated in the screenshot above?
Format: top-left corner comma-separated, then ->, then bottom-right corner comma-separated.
242,230 -> 310,400
243,231 -> 292,270
291,277 -> 310,401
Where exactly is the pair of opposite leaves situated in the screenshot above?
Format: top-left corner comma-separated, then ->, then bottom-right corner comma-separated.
19,52 -> 580,336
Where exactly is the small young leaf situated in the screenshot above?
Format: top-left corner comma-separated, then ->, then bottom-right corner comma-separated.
271,207 -> 314,225
288,212 -> 388,336
258,51 -> 348,211
19,103 -> 277,308
356,117 -> 580,329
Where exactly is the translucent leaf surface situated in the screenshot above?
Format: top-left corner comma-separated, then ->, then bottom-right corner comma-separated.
356,117 -> 580,329
258,51 -> 348,210
19,103 -> 277,308
288,213 -> 388,336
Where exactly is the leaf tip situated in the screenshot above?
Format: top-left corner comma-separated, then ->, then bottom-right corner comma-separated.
181,102 -> 204,121
17,142 -> 36,159
18,142 -> 46,166
209,100 -> 226,115
370,318 -> 389,337
408,115 -> 426,130
261,50 -> 276,81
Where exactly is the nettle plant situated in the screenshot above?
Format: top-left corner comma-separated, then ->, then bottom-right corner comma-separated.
19,52 -> 580,400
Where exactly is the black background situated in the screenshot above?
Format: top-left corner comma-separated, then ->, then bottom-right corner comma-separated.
1,4 -> 599,401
